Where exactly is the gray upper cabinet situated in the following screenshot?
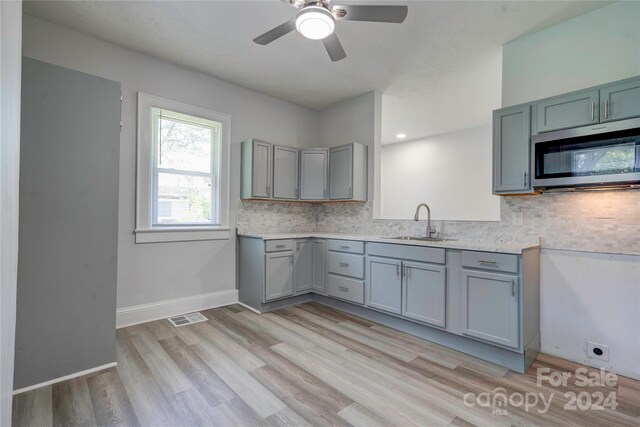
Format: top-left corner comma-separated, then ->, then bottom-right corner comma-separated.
273,145 -> 299,199
300,149 -> 328,200
493,105 -> 533,194
599,77 -> 640,123
294,240 -> 312,294
461,269 -> 519,349
366,256 -> 402,314
265,251 -> 294,301
311,239 -> 327,293
402,261 -> 446,328
329,143 -> 367,201
241,139 -> 272,199
535,89 -> 599,133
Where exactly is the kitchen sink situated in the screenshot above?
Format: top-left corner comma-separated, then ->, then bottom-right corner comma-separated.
383,236 -> 452,242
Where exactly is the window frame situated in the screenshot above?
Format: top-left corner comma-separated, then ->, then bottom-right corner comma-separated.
136,92 -> 230,243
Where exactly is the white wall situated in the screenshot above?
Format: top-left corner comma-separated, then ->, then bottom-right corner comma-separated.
503,1 -> 640,379
22,15 -> 320,312
0,1 -> 22,423
318,91 -> 381,201
381,125 -> 500,221
502,1 -> 640,106
541,250 -> 640,379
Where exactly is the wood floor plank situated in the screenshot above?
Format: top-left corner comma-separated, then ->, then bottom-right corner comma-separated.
52,377 -> 97,427
12,385 -> 53,427
86,368 -> 140,427
12,302 -> 640,427
159,335 -> 237,405
337,402 -> 394,427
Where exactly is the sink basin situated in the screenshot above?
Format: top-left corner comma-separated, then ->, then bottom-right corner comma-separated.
383,236 -> 452,242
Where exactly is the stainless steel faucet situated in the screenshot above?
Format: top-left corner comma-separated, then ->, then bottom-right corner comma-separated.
414,203 -> 436,238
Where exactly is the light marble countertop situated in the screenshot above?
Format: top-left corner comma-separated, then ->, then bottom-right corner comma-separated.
237,232 -> 540,255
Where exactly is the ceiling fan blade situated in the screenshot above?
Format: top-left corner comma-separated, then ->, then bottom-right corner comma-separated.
253,19 -> 296,45
331,5 -> 408,23
322,33 -> 347,62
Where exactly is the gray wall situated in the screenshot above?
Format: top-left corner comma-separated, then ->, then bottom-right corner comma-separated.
15,58 -> 121,390
318,91 -> 381,200
22,15 -> 320,311
502,1 -> 640,107
0,0 -> 22,423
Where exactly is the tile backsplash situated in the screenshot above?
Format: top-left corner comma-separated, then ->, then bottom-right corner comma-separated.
237,189 -> 640,255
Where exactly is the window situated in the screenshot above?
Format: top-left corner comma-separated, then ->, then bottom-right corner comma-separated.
136,93 -> 230,243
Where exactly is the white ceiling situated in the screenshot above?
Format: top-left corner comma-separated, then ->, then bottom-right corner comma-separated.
24,0 -> 611,143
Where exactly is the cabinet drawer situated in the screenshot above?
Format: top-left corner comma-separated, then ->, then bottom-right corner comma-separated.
327,274 -> 364,304
461,251 -> 518,274
328,252 -> 364,279
367,242 -> 445,264
328,240 -> 364,254
265,239 -> 294,252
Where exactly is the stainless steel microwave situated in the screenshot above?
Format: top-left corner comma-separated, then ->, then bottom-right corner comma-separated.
532,118 -> 640,191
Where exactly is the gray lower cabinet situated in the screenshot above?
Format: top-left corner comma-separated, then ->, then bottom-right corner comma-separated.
300,149 -> 328,200
311,239 -> 327,293
265,251 -> 294,301
461,269 -> 519,349
600,77 -> 640,123
402,261 -> 446,327
493,105 -> 533,194
366,257 -> 402,314
241,139 -> 272,199
273,145 -> 299,199
294,239 -> 312,294
329,143 -> 367,201
535,89 -> 599,133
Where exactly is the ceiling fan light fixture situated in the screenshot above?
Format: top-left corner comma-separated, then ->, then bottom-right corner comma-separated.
295,6 -> 335,40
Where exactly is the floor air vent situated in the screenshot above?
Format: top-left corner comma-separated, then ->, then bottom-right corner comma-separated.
167,312 -> 208,327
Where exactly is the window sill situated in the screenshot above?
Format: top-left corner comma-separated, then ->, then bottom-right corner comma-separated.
134,227 -> 231,244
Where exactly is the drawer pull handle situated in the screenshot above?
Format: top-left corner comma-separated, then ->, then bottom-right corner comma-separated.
275,244 -> 286,249
478,260 -> 497,265
339,286 -> 349,292
339,262 -> 350,267
339,245 -> 350,250
511,279 -> 516,297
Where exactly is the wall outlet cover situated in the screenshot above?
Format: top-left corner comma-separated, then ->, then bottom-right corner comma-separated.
587,341 -> 609,361
512,212 -> 524,226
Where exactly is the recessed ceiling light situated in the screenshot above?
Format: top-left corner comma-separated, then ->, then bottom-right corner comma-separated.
295,6 -> 335,40
396,133 -> 407,139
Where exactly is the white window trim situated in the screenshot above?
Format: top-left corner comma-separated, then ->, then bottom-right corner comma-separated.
136,92 -> 231,243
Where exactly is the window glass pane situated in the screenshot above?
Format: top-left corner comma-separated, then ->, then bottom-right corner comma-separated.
155,173 -> 213,224
158,115 -> 214,173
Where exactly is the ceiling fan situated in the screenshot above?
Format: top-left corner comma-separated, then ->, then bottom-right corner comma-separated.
253,0 -> 408,62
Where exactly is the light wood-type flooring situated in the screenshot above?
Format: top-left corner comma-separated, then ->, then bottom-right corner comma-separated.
12,302 -> 640,426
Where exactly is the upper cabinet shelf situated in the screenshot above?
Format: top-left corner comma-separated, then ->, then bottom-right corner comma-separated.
241,139 -> 367,202
493,75 -> 640,196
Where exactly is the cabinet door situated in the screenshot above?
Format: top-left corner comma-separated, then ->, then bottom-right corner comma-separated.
252,140 -> 272,198
300,149 -> 328,200
329,145 -> 353,200
535,89 -> 599,133
600,77 -> 640,123
294,240 -> 312,294
311,240 -> 326,293
273,145 -> 299,199
365,257 -> 402,314
265,252 -> 294,301
493,105 -> 532,194
402,261 -> 446,328
461,269 -> 519,349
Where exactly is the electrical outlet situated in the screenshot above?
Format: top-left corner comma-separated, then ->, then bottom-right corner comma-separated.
588,341 -> 609,361
512,212 -> 524,226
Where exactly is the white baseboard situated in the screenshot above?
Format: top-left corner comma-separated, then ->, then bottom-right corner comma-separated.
237,301 -> 262,314
116,289 -> 239,328
13,362 -> 117,395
